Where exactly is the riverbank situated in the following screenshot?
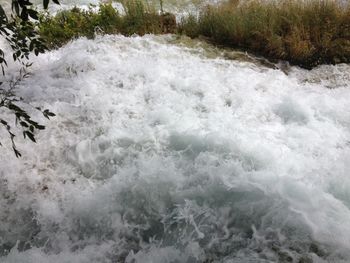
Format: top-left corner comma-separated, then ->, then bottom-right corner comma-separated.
38,0 -> 350,69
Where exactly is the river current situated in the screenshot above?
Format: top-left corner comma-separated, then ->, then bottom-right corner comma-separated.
1,1 -> 350,262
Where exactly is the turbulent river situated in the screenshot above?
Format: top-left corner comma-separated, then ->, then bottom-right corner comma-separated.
1,1 -> 350,263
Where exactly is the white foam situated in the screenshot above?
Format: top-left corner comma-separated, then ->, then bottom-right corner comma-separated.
0,34 -> 350,262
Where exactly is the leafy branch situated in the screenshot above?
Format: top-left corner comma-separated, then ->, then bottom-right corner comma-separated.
0,68 -> 55,157
0,0 -> 59,157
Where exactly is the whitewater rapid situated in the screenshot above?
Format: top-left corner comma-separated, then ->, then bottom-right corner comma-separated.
0,34 -> 350,262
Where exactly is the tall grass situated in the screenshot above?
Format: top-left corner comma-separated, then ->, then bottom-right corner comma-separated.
180,0 -> 350,68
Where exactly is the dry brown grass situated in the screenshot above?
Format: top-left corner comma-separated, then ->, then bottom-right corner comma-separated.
179,0 -> 350,68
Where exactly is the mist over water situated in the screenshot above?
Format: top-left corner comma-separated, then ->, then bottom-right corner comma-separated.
1,1 -> 350,262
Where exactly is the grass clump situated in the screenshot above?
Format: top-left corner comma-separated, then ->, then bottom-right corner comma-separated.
179,0 -> 350,68
39,1 -> 176,48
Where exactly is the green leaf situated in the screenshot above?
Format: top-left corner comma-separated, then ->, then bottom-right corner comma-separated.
8,103 -> 24,112
12,1 -> 20,16
0,120 -> 8,125
28,9 -> 38,20
20,121 -> 28,127
24,131 -> 36,142
0,5 -> 8,22
14,148 -> 22,158
43,0 -> 50,9
20,6 -> 29,20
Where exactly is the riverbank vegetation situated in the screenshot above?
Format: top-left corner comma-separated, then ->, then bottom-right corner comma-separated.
180,0 -> 350,68
39,2 -> 176,48
39,0 -> 350,68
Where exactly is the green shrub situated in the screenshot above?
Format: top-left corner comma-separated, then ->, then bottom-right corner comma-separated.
39,4 -> 122,48
39,1 -> 176,48
90,4 -> 122,35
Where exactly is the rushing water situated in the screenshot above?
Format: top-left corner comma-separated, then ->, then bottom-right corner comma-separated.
1,1 -> 350,263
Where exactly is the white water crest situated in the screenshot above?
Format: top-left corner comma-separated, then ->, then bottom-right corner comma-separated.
0,33 -> 350,262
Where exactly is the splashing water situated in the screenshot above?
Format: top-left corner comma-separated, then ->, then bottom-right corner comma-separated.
1,1 -> 350,262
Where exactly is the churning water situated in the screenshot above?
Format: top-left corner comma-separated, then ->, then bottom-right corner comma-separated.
1,1 -> 350,262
